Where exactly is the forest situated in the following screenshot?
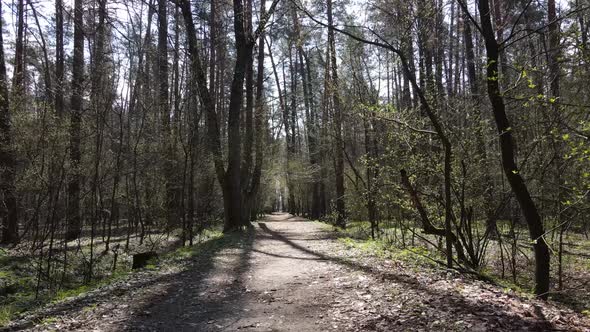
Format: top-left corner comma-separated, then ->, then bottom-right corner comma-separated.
2,0 -> 590,330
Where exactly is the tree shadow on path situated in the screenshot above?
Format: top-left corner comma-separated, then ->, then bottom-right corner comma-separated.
256,222 -> 553,331
3,230 -> 255,332
7,217 -> 560,331
121,229 -> 257,331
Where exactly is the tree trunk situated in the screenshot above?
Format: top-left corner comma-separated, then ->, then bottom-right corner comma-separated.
548,0 -> 564,291
327,0 -> 346,228
476,0 -> 550,299
241,0 -> 255,222
90,0 -> 108,258
66,0 -> 85,241
0,1 -> 18,244
244,0 -> 266,222
13,0 -> 25,90
292,2 -> 319,218
303,52 -> 321,219
224,0 -> 253,231
463,11 -> 478,96
55,0 -> 64,117
158,0 -> 177,230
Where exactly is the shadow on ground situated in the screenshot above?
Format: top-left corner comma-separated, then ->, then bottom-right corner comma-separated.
122,228 -> 256,331
120,215 -> 552,331
3,231 -> 252,332
254,222 -> 552,331
7,213 -> 569,331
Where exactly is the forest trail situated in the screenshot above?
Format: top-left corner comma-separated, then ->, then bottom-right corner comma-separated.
11,213 -> 590,331
117,213 -> 343,331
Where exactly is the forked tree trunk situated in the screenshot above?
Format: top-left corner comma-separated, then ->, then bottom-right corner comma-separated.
179,0 -> 278,232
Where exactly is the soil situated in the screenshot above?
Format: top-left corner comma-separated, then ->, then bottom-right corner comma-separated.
6,213 -> 590,331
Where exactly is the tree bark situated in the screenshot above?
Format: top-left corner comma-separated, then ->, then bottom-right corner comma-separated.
66,0 -> 85,241
0,1 -> 18,244
327,0 -> 346,228
476,0 -> 550,299
55,0 -> 64,116
244,0 -> 267,222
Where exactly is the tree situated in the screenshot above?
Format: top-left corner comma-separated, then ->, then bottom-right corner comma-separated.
243,0 -> 267,222
473,0 -> 551,298
55,0 -> 65,117
179,0 -> 279,232
158,0 -> 177,229
66,0 -> 85,241
13,0 -> 25,90
327,0 -> 347,228
0,0 -> 18,244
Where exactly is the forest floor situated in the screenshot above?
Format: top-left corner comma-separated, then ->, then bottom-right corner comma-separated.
4,213 -> 590,331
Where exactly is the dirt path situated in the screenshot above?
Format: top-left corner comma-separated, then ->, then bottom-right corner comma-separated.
116,213 -> 345,331
11,213 -> 590,331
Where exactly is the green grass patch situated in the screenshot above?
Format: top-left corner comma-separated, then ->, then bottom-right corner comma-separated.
0,305 -> 17,327
338,237 -> 390,258
54,284 -> 92,302
82,303 -> 97,313
40,316 -> 58,325
0,226 -> 254,327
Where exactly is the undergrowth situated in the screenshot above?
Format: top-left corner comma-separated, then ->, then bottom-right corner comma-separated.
0,227 -> 226,327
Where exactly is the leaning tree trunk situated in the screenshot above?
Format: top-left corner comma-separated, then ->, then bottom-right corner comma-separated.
476,0 -> 550,299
